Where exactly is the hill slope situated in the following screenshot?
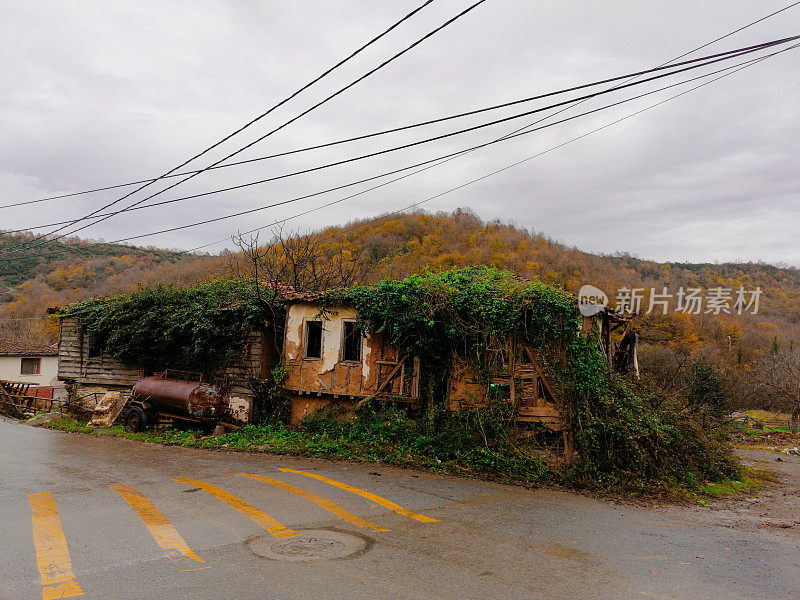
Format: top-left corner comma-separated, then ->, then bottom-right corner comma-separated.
0,232 -> 187,288
2,209 -> 798,411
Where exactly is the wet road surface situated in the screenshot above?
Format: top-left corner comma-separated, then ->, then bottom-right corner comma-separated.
1,417 -> 797,599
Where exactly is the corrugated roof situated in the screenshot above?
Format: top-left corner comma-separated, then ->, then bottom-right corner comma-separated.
0,338 -> 58,356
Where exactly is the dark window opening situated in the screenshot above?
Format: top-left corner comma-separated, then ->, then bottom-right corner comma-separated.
87,334 -> 103,359
304,321 -> 323,359
489,383 -> 511,401
342,322 -> 362,362
20,357 -> 41,375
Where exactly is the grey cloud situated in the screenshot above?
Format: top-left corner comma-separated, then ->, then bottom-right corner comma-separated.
1,0 -> 798,263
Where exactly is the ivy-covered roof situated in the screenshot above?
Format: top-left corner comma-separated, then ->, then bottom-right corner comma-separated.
59,279 -> 274,373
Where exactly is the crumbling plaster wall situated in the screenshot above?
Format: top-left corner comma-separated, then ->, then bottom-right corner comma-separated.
284,302 -> 374,384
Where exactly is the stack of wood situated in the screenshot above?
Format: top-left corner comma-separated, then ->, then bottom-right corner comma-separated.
0,380 -> 55,417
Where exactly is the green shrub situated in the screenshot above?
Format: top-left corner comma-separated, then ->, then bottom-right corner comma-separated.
61,279 -> 274,373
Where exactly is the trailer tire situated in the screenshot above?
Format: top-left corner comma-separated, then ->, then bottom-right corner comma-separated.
124,406 -> 147,432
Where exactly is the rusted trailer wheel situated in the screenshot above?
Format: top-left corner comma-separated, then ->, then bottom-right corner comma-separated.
124,406 -> 147,432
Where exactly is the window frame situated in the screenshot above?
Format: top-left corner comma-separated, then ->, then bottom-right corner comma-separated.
20,357 -> 41,375
87,333 -> 104,360
303,319 -> 324,360
341,320 -> 362,363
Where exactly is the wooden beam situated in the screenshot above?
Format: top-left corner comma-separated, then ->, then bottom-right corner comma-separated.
351,354 -> 409,411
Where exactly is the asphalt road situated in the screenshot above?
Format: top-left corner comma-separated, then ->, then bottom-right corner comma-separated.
1,417 -> 797,600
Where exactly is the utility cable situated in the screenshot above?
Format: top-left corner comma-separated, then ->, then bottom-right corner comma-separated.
27,0 -> 488,248
101,45 -> 797,245
4,37 -> 793,234
190,40 -> 800,253
0,35 -> 785,212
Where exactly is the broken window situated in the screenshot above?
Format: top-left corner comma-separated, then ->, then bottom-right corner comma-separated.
489,383 -> 511,401
304,320 -> 323,359
20,357 -> 41,375
342,321 -> 362,362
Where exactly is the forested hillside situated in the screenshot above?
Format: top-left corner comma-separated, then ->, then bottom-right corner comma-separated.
0,232 -> 223,343
0,232 -> 188,288
2,208 -> 799,411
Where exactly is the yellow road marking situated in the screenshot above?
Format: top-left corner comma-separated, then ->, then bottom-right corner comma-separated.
278,468 -> 439,523
28,492 -> 85,600
171,477 -> 298,539
109,484 -> 204,566
236,472 -> 390,533
178,565 -> 211,572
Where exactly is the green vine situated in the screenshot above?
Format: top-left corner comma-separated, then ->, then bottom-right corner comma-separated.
57,266 -> 739,489
325,266 -> 591,408
60,279 -> 274,374
323,266 -> 739,488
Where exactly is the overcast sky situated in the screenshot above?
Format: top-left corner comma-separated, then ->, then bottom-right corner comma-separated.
1,1 -> 799,265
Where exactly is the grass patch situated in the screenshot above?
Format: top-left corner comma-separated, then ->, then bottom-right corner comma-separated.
37,409 -> 748,497
700,479 -> 752,497
41,417 -> 95,434
728,422 -> 800,452
693,467 -> 776,503
40,415 -> 553,484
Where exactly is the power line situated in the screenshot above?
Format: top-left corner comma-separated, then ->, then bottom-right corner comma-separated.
2,39 -> 793,272
325,1 -> 800,252
0,0 -> 435,250
665,0 -> 800,62
2,40 -> 795,270
6,4 -> 799,259
22,0 -> 488,250
193,40 -> 800,254
499,1 -> 800,149
100,44 -> 798,245
8,3 -> 796,256
6,40 -> 794,257
0,37 -> 786,212
6,37 -> 793,235
11,1 -> 797,214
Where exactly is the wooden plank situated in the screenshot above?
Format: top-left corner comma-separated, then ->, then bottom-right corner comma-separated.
515,415 -> 565,431
516,406 -> 561,417
519,346 -> 559,403
351,355 -> 408,411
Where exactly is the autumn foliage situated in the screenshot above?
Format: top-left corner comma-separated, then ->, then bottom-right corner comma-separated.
3,208 -> 799,412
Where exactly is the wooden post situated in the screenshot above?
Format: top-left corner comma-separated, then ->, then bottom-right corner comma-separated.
602,313 -> 612,372
631,331 -> 640,380
509,336 -> 516,408
562,430 -> 575,462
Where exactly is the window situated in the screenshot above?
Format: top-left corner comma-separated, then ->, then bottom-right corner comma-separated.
342,321 -> 362,362
489,383 -> 511,401
87,334 -> 103,359
304,320 -> 323,359
20,357 -> 41,375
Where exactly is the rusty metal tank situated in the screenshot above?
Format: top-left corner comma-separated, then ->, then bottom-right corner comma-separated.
132,370 -> 225,420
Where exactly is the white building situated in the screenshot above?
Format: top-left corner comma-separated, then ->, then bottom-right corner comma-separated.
0,338 -> 59,387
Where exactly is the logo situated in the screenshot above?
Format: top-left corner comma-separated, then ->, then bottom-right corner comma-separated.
578,284 -> 608,317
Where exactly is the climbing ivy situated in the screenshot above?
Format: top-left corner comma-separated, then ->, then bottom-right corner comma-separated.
60,279 -> 274,374
328,265 -> 581,366
324,266 -> 739,489
58,267 -> 740,489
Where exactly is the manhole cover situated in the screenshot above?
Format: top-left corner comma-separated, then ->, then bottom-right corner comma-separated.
247,529 -> 370,562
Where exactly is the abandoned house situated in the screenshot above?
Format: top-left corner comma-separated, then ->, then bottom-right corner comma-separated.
279,293 -> 636,431
51,273 -> 637,433
56,315 -> 277,422
282,293 -> 420,424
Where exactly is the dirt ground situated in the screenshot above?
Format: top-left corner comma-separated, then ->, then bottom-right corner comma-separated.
664,447 -> 800,538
